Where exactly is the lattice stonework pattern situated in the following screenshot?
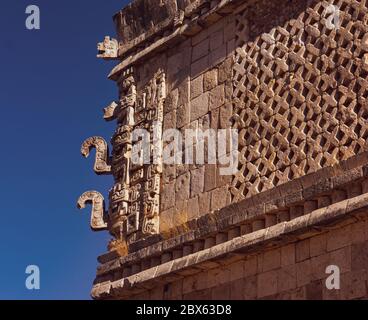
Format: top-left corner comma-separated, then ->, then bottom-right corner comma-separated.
231,0 -> 368,202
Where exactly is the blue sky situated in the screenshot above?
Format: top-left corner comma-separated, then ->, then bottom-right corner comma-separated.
0,0 -> 129,299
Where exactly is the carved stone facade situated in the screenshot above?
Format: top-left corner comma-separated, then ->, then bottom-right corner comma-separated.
79,0 -> 368,300
79,68 -> 165,244
231,0 -> 368,201
104,67 -> 165,242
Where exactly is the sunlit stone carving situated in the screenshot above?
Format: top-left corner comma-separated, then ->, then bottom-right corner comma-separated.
81,136 -> 111,175
97,36 -> 118,60
77,191 -> 108,231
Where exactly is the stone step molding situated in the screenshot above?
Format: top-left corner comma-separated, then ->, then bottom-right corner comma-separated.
96,152 -> 368,272
92,191 -> 368,299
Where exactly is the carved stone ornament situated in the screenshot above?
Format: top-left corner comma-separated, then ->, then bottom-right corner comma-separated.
81,136 -> 111,175
77,191 -> 108,231
173,10 -> 185,27
103,101 -> 119,121
79,66 -> 166,242
142,215 -> 159,235
97,36 -> 118,60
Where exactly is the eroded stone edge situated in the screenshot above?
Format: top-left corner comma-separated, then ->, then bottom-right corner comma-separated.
91,192 -> 368,299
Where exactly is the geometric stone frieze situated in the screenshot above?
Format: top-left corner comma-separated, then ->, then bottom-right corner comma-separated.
231,0 -> 368,202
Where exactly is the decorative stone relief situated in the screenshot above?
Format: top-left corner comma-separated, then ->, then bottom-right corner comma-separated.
231,0 -> 368,202
97,36 -> 118,60
91,67 -> 166,242
81,136 -> 111,175
139,70 -> 165,236
174,10 -> 185,27
103,101 -> 119,121
77,191 -> 108,231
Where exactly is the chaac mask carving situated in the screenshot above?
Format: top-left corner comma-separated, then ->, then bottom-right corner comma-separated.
78,63 -> 166,247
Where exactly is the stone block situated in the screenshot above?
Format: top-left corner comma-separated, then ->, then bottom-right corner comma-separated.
178,76 -> 190,106
351,220 -> 368,244
211,186 -> 228,211
183,289 -> 212,300
198,192 -> 211,215
188,196 -> 200,220
277,265 -> 297,293
160,207 -> 175,237
210,107 -> 219,129
310,254 -> 330,281
224,19 -> 235,42
210,29 -> 224,51
218,57 -> 233,84
175,172 -> 190,203
161,182 -> 175,211
149,286 -> 164,300
162,164 -> 176,184
209,84 -> 225,110
351,241 -> 368,271
204,164 -> 217,192
257,270 -> 278,298
192,38 -> 210,62
190,166 -> 205,197
190,75 -> 203,99
341,270 -> 367,300
191,55 -> 209,78
204,69 -> 218,92
211,283 -> 231,299
230,279 -> 244,299
310,233 -> 327,257
329,246 -> 351,273
296,259 -> 311,287
164,89 -> 178,114
190,92 -> 209,121
209,43 -> 227,66
281,244 -> 296,267
326,225 -> 351,252
219,102 -> 233,128
243,275 -> 257,299
227,38 -> 236,55
244,256 -> 257,277
306,280 -> 323,300
176,103 -> 190,128
163,111 -> 176,131
296,239 -> 310,262
262,248 -> 281,272
192,28 -> 208,46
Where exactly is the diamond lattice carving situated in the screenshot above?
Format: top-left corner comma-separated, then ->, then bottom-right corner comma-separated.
231,0 -> 368,201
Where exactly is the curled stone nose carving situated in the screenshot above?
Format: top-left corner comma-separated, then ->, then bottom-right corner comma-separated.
77,191 -> 107,231
81,136 -> 111,175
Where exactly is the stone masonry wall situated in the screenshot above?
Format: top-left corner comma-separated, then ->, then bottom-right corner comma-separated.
159,14 -> 235,237
89,0 -> 368,300
231,0 -> 368,202
117,12 -> 237,241
127,216 -> 368,300
129,0 -> 368,243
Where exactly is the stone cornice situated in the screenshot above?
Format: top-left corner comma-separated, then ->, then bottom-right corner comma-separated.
108,0 -> 251,80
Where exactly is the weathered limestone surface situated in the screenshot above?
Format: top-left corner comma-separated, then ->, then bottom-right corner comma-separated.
78,0 -> 368,299
92,192 -> 368,299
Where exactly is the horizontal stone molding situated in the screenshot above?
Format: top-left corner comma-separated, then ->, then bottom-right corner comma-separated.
92,190 -> 368,299
96,152 -> 368,269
